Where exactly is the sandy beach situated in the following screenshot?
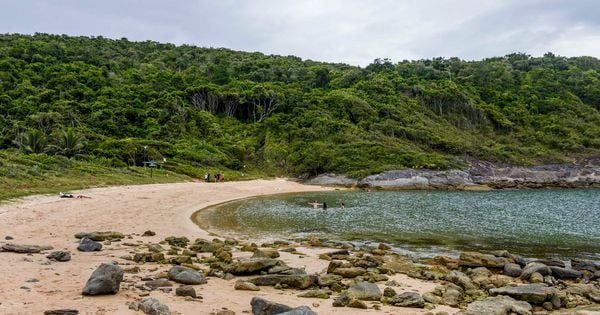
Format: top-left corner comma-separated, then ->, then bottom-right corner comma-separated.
0,179 -> 458,315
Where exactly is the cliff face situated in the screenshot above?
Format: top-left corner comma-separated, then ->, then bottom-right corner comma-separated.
305,158 -> 600,190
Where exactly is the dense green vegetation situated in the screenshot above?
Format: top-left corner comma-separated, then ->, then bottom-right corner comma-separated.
1,33 -> 599,184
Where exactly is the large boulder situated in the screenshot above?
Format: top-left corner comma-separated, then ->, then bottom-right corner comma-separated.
389,292 -> 425,308
489,283 -> 557,304
347,281 -> 382,301
77,237 -> 102,252
82,263 -> 124,295
248,274 -> 318,289
226,258 -> 281,275
459,251 -> 511,268
250,297 -> 316,315
464,295 -> 532,315
550,266 -> 583,279
138,297 -> 170,315
167,265 -> 207,285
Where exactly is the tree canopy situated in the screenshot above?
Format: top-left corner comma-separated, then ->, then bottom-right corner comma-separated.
1,33 -> 599,177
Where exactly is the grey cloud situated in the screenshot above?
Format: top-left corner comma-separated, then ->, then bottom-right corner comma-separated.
0,0 -> 599,65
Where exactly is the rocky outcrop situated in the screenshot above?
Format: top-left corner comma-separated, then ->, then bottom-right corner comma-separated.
306,158 -> 600,189
304,173 -> 357,186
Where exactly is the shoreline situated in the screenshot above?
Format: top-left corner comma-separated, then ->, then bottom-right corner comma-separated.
0,180 -> 598,314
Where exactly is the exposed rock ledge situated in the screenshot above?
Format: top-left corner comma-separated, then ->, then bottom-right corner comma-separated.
304,158 -> 600,190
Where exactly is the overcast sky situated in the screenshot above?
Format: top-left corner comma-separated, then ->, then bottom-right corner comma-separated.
1,0 -> 599,66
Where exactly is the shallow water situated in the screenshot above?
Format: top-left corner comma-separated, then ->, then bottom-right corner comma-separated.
194,189 -> 600,260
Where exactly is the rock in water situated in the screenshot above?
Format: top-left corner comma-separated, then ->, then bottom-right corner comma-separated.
389,292 -> 425,308
167,265 -> 207,285
347,281 -> 382,301
44,310 -> 79,315
82,263 -> 124,295
138,297 -> 170,315
77,237 -> 102,252
47,251 -> 71,262
465,295 -> 532,315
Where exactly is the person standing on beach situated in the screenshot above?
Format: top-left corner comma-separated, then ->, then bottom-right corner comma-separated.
220,170 -> 225,182
323,202 -> 327,210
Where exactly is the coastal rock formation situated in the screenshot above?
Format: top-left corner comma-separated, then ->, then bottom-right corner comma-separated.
82,263 -> 124,295
307,158 -> 600,189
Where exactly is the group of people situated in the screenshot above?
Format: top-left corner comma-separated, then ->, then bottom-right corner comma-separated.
308,200 -> 345,209
204,171 -> 225,183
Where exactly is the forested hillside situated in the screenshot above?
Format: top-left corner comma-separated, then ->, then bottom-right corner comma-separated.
1,33 -> 599,178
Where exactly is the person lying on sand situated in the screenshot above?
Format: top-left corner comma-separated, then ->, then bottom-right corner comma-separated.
59,192 -> 91,199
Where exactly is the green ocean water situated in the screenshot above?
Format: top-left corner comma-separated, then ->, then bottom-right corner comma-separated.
195,189 -> 600,260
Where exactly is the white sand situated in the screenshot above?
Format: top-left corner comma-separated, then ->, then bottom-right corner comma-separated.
0,179 -> 457,314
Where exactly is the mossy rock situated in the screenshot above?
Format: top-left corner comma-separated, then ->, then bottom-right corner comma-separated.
164,236 -> 190,247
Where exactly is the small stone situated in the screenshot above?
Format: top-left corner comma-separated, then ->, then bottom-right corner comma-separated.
383,287 -> 397,298
347,299 -> 368,309
167,265 -> 207,285
176,286 -> 196,298
44,310 -> 79,315
234,280 -> 260,291
5,236 -> 14,240
332,294 -> 351,307
47,251 -> 71,262
216,310 -> 236,315
142,230 -> 156,236
530,272 -> 544,283
298,289 -> 331,299
138,297 -> 170,315
77,237 -> 102,252
26,278 -> 39,283
145,278 -> 172,289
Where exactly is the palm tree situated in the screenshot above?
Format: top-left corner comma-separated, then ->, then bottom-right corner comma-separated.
51,128 -> 85,158
17,129 -> 47,154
